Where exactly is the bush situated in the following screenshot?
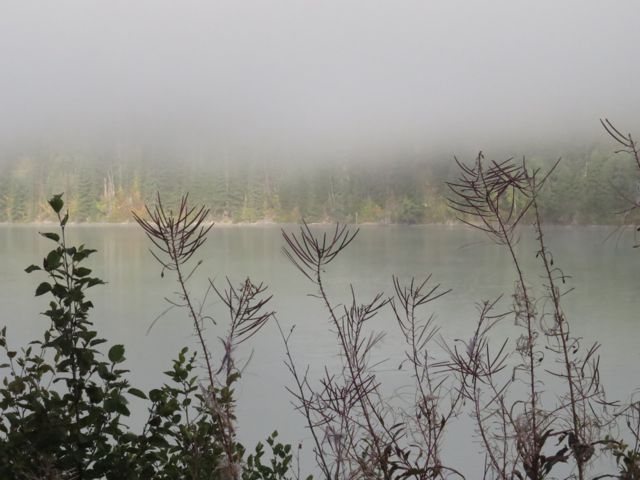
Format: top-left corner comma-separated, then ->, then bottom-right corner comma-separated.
0,193 -> 299,480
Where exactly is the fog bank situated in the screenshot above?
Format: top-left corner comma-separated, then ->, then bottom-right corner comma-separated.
1,1 -> 639,161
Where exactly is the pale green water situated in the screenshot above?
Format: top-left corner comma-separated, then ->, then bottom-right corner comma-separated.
1,224 -> 638,475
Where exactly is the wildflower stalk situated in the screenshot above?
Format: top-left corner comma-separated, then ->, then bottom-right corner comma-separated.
133,194 -> 240,471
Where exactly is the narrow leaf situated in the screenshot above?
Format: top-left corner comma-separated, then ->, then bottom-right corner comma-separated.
40,232 -> 60,242
128,388 -> 147,399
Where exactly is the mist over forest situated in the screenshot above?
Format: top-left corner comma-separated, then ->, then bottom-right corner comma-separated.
1,142 -> 638,225
1,1 -> 639,223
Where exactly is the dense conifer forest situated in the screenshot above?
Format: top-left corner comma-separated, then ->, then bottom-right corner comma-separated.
1,144 -> 638,224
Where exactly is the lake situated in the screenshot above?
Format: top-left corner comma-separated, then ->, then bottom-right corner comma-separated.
1,224 -> 638,476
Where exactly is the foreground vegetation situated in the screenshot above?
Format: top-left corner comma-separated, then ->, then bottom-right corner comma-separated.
0,193 -> 299,479
1,121 -> 640,479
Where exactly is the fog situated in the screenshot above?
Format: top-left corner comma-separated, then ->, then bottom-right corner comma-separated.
1,1 -> 639,160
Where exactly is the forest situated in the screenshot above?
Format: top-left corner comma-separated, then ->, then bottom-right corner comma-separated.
1,143 -> 638,225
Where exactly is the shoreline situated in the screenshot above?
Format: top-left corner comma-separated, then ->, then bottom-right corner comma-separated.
0,220 -> 631,228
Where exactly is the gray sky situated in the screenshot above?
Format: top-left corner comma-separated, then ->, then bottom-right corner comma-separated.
1,1 -> 639,159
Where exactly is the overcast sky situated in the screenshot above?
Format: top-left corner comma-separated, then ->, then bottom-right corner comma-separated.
1,1 -> 639,159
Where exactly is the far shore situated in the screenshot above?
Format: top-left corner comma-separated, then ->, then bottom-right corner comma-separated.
0,220 -> 631,228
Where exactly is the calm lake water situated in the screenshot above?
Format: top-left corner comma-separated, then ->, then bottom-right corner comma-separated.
1,224 -> 638,476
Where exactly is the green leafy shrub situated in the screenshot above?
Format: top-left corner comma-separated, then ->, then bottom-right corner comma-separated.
0,194 -> 300,480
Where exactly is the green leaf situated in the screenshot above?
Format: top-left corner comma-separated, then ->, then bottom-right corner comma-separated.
73,267 -> 92,277
69,287 -> 84,302
79,330 -> 97,342
128,388 -> 147,399
39,232 -> 60,242
61,212 -> 69,227
122,432 -> 138,444
86,278 -> 105,288
149,389 -> 163,402
35,282 -> 52,296
108,344 -> 125,363
114,396 -> 130,416
24,264 -> 41,273
87,385 -> 104,403
48,194 -> 64,214
51,284 -> 67,298
73,247 -> 97,263
97,364 -> 116,381
45,250 -> 62,270
103,397 -> 117,413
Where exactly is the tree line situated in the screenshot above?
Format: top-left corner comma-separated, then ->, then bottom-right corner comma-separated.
0,145 -> 638,225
